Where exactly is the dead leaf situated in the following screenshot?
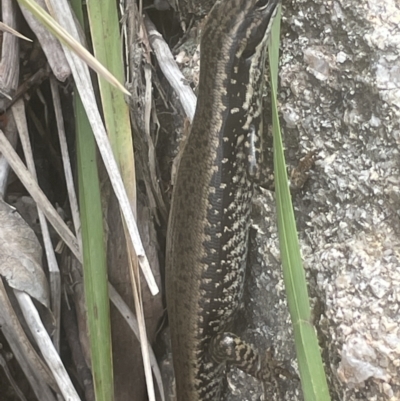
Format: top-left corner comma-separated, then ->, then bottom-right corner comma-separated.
0,198 -> 49,307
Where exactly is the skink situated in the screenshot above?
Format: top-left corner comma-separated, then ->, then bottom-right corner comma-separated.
166,1 -> 280,399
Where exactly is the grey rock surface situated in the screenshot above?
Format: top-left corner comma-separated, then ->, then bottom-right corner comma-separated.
239,1 -> 400,400
163,1 -> 400,400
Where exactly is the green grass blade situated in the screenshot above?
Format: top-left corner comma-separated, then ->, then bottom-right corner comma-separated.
268,6 -> 331,401
72,1 -> 114,400
84,2 -> 157,401
76,92 -> 114,401
85,0 -> 135,199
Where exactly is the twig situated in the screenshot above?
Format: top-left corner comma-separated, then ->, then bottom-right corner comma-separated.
11,99 -> 62,352
0,129 -> 81,261
144,15 -> 197,122
14,290 -> 81,401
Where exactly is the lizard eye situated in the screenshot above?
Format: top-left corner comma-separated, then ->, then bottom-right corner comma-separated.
255,0 -> 269,9
242,0 -> 277,60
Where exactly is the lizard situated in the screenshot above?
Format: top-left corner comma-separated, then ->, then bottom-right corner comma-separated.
166,0 -> 282,399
